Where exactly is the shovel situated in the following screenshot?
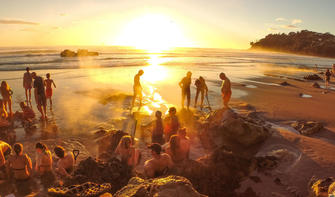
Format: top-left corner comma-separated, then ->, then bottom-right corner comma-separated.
73,149 -> 80,164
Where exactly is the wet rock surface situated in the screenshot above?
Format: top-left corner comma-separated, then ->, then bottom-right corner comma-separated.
48,182 -> 112,197
309,177 -> 335,197
114,175 -> 206,197
304,74 -> 322,80
291,120 -> 323,135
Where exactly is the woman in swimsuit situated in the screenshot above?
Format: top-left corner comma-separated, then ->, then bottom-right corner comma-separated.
7,143 -> 32,180
35,142 -> 55,189
115,135 -> 140,169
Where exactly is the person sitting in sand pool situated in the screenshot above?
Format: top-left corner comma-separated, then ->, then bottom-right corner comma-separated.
1,81 -> 13,117
35,142 -> 55,189
15,102 -> 35,121
144,143 -> 173,178
194,76 -> 208,109
23,67 -> 33,104
219,72 -> 232,108
44,73 -> 56,110
7,143 -> 32,181
177,128 -> 190,160
164,107 -> 180,142
325,69 -> 332,92
132,70 -> 144,108
179,71 -> 192,110
32,72 -> 47,120
54,146 -> 74,178
0,140 -> 12,179
115,135 -> 140,168
142,110 -> 165,145
165,135 -> 188,163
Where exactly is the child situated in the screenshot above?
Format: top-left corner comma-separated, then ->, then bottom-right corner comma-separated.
0,81 -> 13,116
44,73 -> 56,109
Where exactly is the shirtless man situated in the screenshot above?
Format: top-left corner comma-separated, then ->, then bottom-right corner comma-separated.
179,71 -> 192,110
44,73 -> 56,110
54,146 -> 74,178
177,128 -> 190,160
219,72 -> 232,108
132,70 -> 144,108
194,76 -> 208,109
7,143 -> 32,181
31,72 -> 47,119
23,67 -> 33,104
144,143 -> 173,178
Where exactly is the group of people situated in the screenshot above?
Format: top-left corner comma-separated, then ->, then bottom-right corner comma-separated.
132,70 -> 232,110
0,140 -> 74,193
0,67 -> 56,123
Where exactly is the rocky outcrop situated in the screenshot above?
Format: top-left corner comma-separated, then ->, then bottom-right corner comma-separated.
95,130 -> 128,158
304,74 -> 322,80
279,81 -> 290,86
309,177 -> 335,197
312,82 -> 321,88
60,49 -> 99,57
199,109 -> 271,157
48,182 -> 112,197
291,120 -> 323,135
114,175 -> 206,197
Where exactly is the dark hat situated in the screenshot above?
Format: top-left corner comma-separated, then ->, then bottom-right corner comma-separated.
148,143 -> 161,154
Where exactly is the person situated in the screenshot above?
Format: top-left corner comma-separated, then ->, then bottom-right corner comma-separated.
31,72 -> 47,120
0,99 -> 8,120
15,102 -> 35,121
332,64 -> 335,77
44,73 -> 56,109
194,76 -> 208,109
23,67 -> 33,104
54,146 -> 74,178
115,135 -> 140,168
142,111 -> 165,145
144,143 -> 173,178
219,72 -> 232,108
177,128 -> 190,160
179,71 -> 192,110
1,81 -> 13,117
35,142 -> 54,189
165,135 -> 185,163
0,141 -> 12,179
7,143 -> 32,181
164,107 -> 180,142
325,69 -> 332,92
132,70 -> 144,108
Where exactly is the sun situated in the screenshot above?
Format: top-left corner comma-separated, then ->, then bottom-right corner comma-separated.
113,14 -> 190,52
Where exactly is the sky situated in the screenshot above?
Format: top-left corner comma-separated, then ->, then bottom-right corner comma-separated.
0,0 -> 334,49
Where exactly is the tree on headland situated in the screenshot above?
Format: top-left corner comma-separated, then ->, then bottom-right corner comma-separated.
250,30 -> 335,58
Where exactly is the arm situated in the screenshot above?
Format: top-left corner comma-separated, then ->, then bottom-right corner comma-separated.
178,79 -> 183,88
0,149 -> 4,166
52,80 -> 56,88
26,155 -> 32,175
144,161 -> 155,178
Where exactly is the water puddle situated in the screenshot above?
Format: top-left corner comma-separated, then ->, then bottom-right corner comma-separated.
245,84 -> 257,88
299,93 -> 312,98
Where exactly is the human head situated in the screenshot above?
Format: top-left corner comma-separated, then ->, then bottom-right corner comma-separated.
220,72 -> 226,80
168,107 -> 177,115
3,147 -> 11,158
31,72 -> 37,79
26,67 -> 30,72
187,71 -> 192,78
155,110 -> 162,119
1,81 -> 8,89
148,143 -> 161,156
35,142 -> 48,153
138,70 -> 144,76
178,127 -> 187,137
169,135 -> 180,155
46,73 -> 50,79
19,101 -> 26,109
13,143 -> 23,156
118,135 -> 132,149
199,76 -> 204,82
54,146 -> 65,158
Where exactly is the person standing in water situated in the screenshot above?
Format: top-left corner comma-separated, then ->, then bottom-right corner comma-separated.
23,67 -> 33,104
31,72 -> 47,120
44,73 -> 56,110
219,72 -> 232,108
132,70 -> 144,108
325,68 -> 332,92
179,71 -> 192,110
194,76 -> 208,109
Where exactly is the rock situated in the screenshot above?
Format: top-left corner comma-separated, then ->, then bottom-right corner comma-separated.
291,120 -> 323,135
114,175 -> 206,197
60,49 -> 99,57
304,74 -> 322,80
279,81 -> 290,86
96,130 -> 128,157
312,82 -> 321,88
48,182 -> 112,197
309,177 -> 335,197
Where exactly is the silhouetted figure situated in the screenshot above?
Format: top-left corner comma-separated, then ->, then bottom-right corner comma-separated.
164,107 -> 180,142
325,69 -> 332,93
23,67 -> 33,104
31,72 -> 47,120
179,71 -> 192,110
44,73 -> 56,110
132,70 -> 144,108
194,76 -> 208,109
219,72 -> 232,108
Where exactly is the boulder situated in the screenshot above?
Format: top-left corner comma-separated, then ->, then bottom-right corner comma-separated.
60,49 -> 99,57
304,74 -> 322,80
279,81 -> 290,86
60,49 -> 77,57
291,120 -> 323,135
309,177 -> 335,197
48,182 -> 112,197
312,82 -> 321,88
114,175 -> 206,197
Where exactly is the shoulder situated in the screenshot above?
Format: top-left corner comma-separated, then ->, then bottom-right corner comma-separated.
161,153 -> 172,160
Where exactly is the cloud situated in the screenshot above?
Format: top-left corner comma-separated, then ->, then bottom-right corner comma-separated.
0,19 -> 39,25
291,19 -> 302,25
275,17 -> 286,22
59,13 -> 67,17
281,24 -> 298,29
267,27 -> 278,31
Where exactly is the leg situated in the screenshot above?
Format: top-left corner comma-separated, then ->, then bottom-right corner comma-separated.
28,89 -> 32,103
49,98 -> 53,110
200,90 -> 205,109
25,88 -> 28,102
186,89 -> 190,110
194,89 -> 199,108
132,92 -> 137,107
8,99 -> 12,116
138,91 -> 143,107
181,90 -> 185,108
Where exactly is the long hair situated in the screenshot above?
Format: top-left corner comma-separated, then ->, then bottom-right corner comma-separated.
0,81 -> 10,96
117,135 -> 132,150
36,142 -> 49,154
